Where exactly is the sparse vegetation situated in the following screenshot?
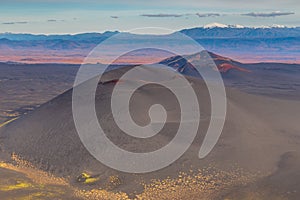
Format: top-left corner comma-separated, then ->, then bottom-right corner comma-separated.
0,154 -> 261,200
77,172 -> 100,185
106,175 -> 121,189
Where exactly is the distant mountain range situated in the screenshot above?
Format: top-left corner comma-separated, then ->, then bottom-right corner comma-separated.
1,24 -> 300,41
0,31 -> 118,41
180,24 -> 300,39
0,24 -> 299,64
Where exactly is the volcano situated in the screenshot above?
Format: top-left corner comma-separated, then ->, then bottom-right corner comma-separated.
0,55 -> 300,199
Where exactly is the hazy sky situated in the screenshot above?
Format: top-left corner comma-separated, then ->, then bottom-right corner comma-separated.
0,0 -> 299,34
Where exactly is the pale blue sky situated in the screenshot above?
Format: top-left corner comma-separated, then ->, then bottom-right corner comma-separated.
0,0 -> 299,34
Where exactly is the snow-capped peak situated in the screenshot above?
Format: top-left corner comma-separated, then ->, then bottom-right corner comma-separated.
203,23 -> 228,28
229,24 -> 245,28
270,24 -> 287,28
254,24 -> 288,29
203,23 -> 296,29
203,23 -> 244,29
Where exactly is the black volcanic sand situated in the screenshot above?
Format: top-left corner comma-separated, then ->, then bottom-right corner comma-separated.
0,63 -> 79,124
0,66 -> 300,199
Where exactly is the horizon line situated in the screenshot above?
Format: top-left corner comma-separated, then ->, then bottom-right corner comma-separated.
1,23 -> 299,36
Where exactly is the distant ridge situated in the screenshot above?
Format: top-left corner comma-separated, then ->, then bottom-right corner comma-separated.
1,23 -> 300,41
180,23 -> 300,38
202,22 -> 294,29
0,31 -> 119,41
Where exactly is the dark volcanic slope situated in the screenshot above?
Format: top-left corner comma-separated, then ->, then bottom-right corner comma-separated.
0,65 -> 300,198
0,63 -> 79,124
